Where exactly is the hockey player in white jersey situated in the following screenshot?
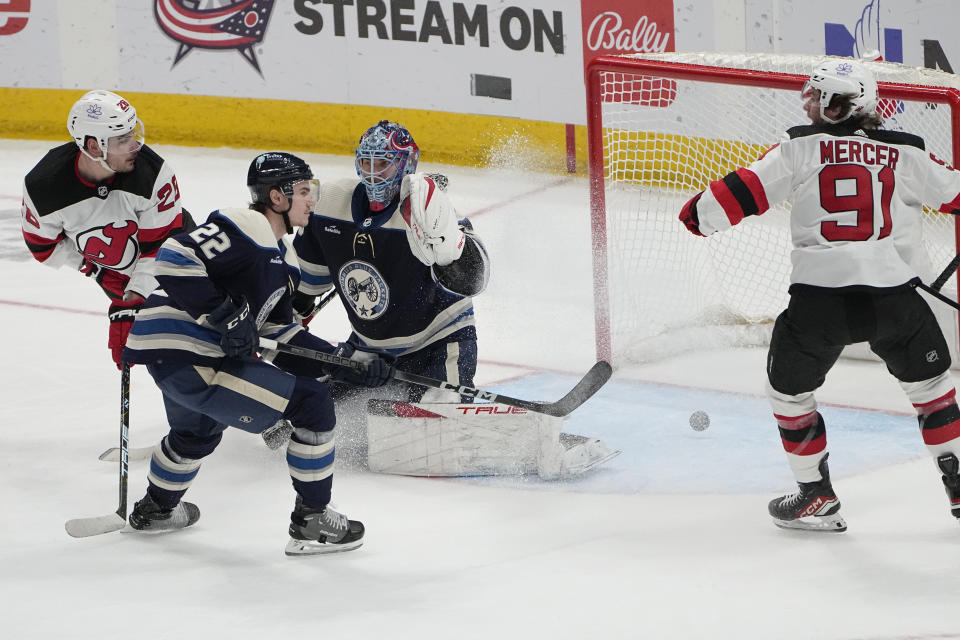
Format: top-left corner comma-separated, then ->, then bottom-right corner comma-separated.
291,120 -> 617,479
20,90 -> 193,368
680,58 -> 960,531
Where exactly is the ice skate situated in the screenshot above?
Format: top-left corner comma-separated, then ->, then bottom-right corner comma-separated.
128,493 -> 200,531
285,496 -> 364,556
768,454 -> 846,532
936,453 -> 960,520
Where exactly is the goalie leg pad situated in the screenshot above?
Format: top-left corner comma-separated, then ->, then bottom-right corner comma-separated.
366,400 -> 619,478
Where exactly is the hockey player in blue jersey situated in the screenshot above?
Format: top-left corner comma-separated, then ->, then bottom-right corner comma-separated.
289,122 -> 490,467
294,120 -> 488,401
290,121 -> 618,478
122,152 -> 394,555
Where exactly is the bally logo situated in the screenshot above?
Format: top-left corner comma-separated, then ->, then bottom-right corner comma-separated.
154,0 -> 277,75
580,0 -> 676,108
0,0 -> 29,37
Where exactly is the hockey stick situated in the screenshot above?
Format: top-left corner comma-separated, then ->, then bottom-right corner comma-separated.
310,289 -> 338,318
932,252 -> 960,292
913,253 -> 960,311
99,445 -> 153,463
65,363 -> 131,537
259,337 -> 613,417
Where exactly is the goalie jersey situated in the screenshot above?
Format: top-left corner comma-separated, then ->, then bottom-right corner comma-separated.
21,143 -> 189,299
294,178 -> 489,356
123,207 -> 332,367
682,124 -> 960,289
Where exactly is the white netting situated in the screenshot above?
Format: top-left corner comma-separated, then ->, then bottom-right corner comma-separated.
592,52 -> 960,364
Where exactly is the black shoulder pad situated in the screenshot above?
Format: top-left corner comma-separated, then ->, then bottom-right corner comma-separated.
864,129 -> 926,150
24,143 -> 86,216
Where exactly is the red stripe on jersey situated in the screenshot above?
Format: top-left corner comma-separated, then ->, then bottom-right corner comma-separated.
755,142 -> 780,162
914,389 -> 957,415
922,418 -> 960,446
22,229 -> 63,262
735,168 -> 769,214
138,212 -> 184,247
22,229 -> 61,248
709,178 -> 744,226
774,411 -> 818,430
73,152 -> 97,187
781,432 -> 827,455
939,191 -> 960,213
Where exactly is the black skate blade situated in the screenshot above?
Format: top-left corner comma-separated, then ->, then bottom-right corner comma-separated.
284,537 -> 364,556
772,513 -> 847,533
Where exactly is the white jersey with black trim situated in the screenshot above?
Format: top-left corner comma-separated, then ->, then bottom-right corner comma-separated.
685,124 -> 960,289
20,143 -> 187,298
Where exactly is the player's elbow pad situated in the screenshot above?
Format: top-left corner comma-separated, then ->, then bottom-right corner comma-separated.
433,230 -> 490,296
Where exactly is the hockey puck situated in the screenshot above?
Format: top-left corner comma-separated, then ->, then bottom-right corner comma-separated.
689,410 -> 710,431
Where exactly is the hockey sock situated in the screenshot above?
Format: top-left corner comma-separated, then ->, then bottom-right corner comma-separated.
147,436 -> 205,509
287,429 -> 335,509
775,411 -> 828,483
915,390 -> 960,458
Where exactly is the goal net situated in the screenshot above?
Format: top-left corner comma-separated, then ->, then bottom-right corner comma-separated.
586,52 -> 960,366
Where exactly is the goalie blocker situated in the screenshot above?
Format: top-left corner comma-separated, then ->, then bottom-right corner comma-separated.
366,399 -> 620,479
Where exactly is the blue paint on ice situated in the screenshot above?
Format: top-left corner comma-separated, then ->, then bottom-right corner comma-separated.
465,373 -> 925,495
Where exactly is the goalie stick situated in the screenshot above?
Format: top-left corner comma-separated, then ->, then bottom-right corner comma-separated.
259,338 -> 612,418
65,363 -> 131,538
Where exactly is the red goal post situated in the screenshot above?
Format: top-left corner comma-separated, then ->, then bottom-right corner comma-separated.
586,52 -> 960,367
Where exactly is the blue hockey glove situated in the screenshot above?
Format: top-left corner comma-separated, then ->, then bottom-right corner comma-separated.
208,297 -> 258,358
331,342 -> 395,388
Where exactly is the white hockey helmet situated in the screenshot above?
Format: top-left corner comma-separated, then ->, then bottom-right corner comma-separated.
67,90 -> 144,160
803,59 -> 879,124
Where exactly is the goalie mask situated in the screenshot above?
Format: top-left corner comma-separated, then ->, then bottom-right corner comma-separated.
67,90 -> 145,171
802,59 -> 879,124
247,152 -> 319,232
355,120 -> 420,211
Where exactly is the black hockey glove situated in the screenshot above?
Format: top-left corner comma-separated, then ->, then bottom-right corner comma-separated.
208,297 -> 258,358
331,342 -> 395,388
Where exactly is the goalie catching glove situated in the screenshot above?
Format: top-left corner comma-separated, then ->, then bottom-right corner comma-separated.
399,173 -> 464,267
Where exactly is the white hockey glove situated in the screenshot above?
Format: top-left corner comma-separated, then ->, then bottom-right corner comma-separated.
399,173 -> 465,267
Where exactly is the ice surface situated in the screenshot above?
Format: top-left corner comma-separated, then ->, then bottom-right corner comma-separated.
1,140 -> 959,639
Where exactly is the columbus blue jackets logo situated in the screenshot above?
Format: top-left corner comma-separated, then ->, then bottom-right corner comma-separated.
339,260 -> 389,320
154,0 -> 276,75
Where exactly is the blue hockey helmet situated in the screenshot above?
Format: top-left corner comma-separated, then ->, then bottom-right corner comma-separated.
355,120 -> 419,211
247,151 -> 314,205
